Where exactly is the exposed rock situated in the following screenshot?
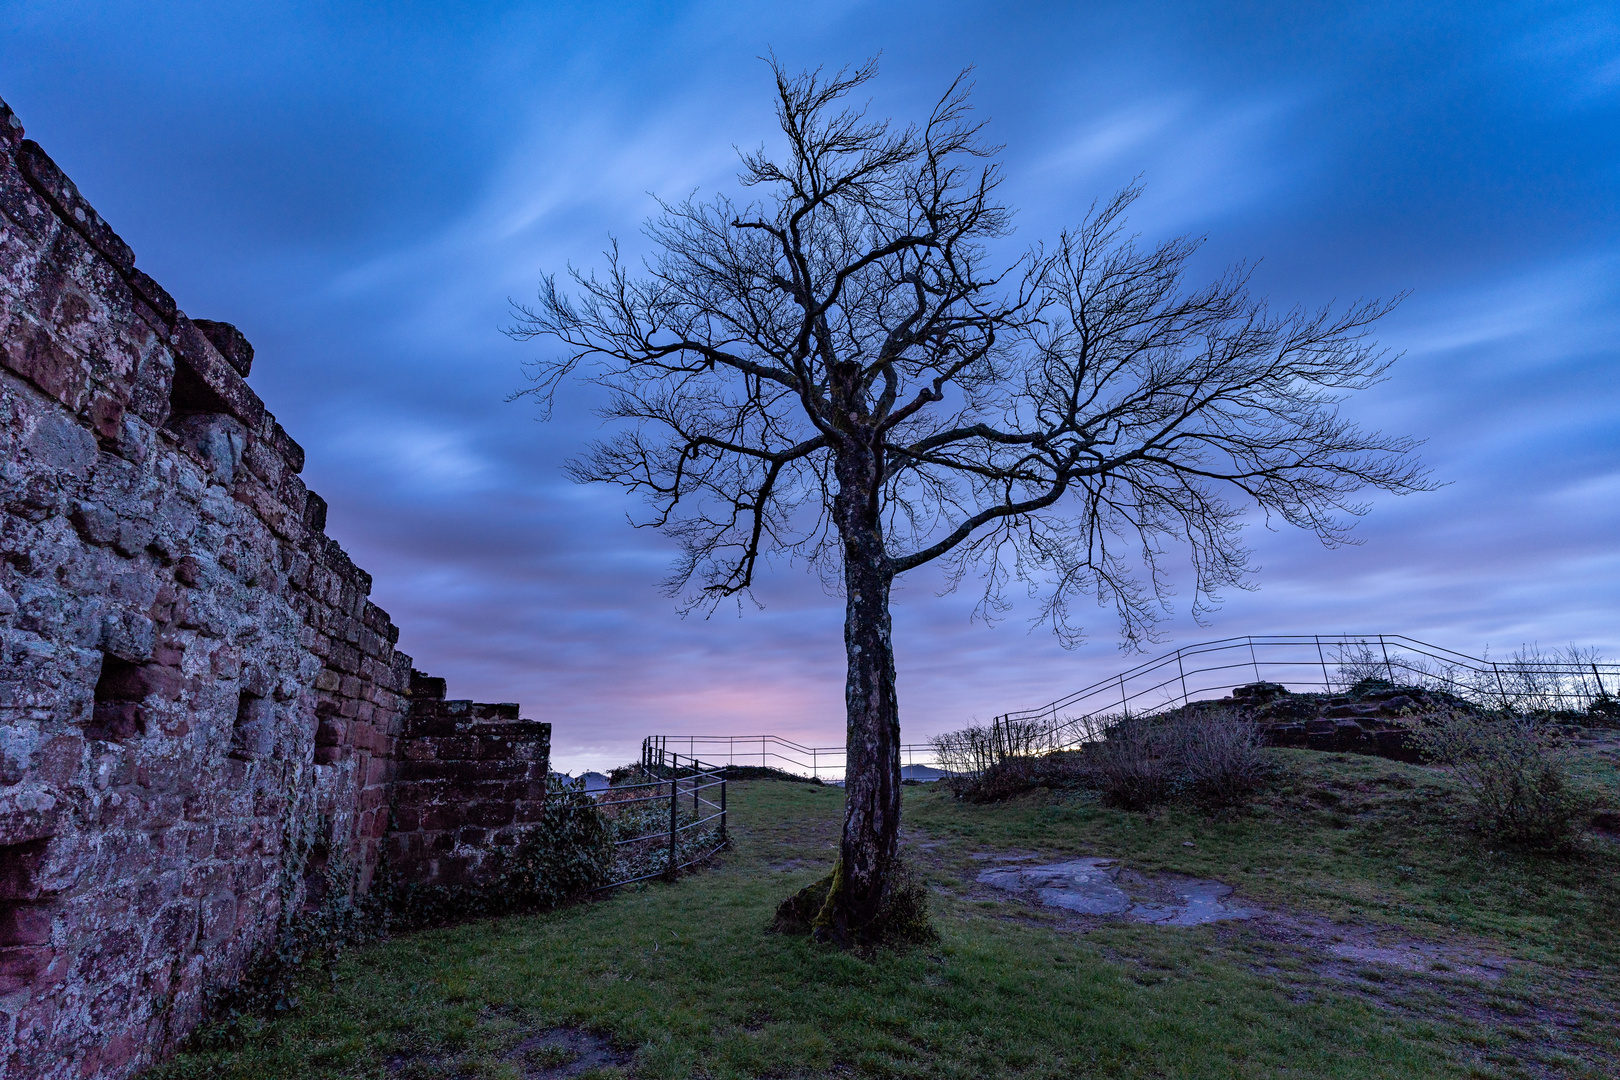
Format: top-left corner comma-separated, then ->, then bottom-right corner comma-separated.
976,857 -> 1255,925
189,320 -> 253,378
1183,680 -> 1489,762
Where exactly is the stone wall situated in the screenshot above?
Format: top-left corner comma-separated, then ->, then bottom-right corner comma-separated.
0,95 -> 548,1078
389,672 -> 553,888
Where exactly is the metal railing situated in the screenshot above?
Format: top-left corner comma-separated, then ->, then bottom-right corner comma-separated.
587,747 -> 728,891
639,733 -> 942,783
640,634 -> 1619,783
989,633 -> 1620,760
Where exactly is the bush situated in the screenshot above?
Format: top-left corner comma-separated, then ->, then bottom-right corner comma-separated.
934,708 -> 1271,809
1092,718 -> 1182,809
1179,717 -> 1270,807
956,751 -> 1088,803
498,783 -> 616,905
380,779 -> 614,930
1414,710 -> 1590,849
1093,713 -> 1270,810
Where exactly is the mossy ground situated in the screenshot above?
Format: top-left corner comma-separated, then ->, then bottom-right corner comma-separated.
148,747 -> 1620,1079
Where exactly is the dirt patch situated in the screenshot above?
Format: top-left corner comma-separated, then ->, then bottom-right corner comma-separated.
1251,909 -> 1510,982
508,1028 -> 630,1079
386,1025 -> 630,1079
965,852 -> 1513,983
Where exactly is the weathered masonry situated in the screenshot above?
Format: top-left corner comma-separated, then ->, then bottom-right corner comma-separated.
0,96 -> 550,1078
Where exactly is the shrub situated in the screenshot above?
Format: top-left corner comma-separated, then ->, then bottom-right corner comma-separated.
1091,713 -> 1270,810
1414,710 -> 1590,849
930,716 -> 1060,789
381,778 -> 614,930
1179,716 -> 1270,807
1092,717 -> 1182,809
498,782 -> 615,905
958,751 -> 1088,803
935,708 -> 1271,808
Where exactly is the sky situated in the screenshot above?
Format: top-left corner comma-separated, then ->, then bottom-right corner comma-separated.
3,1 -> 1617,771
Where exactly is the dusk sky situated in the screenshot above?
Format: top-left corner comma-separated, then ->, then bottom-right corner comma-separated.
4,2 -> 1617,771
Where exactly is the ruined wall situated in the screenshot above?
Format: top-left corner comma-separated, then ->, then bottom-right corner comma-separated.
388,672 -> 553,888
0,96 -> 547,1078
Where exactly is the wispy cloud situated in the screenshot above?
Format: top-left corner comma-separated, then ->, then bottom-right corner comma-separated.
8,1 -> 1618,771
1022,92 -> 1311,233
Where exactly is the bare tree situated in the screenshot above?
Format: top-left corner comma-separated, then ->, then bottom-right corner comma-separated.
509,59 -> 1430,942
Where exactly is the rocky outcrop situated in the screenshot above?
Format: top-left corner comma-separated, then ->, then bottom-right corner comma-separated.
1183,680 -> 1482,761
0,94 -> 550,1078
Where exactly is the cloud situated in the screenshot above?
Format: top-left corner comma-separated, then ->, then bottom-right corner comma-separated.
1021,92 -> 1312,234
7,1 -> 1618,773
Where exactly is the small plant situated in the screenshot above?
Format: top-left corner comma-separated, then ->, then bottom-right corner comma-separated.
1414,709 -> 1590,849
185,854 -> 374,1051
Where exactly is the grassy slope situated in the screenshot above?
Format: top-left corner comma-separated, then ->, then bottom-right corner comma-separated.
150,750 -> 1619,1080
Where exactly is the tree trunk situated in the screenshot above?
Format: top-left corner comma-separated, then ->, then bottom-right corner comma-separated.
830,447 -> 902,943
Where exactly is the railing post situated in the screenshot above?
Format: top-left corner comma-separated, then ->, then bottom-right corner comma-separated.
667,771 -> 679,880
1379,636 -> 1395,684
720,767 -> 728,841
1176,650 -> 1190,707
1316,635 -> 1330,691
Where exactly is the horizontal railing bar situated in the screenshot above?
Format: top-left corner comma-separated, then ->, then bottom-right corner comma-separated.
671,843 -> 728,873
675,810 -> 725,831
590,867 -> 670,891
593,776 -> 672,790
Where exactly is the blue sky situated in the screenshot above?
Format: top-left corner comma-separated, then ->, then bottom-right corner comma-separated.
4,1 -> 1617,770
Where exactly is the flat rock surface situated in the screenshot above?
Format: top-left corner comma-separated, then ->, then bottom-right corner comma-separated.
976,857 -> 1256,925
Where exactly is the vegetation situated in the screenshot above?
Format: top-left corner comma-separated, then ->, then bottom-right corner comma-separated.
184,781 -> 616,1051
770,857 -> 938,947
150,742 -> 1620,1079
947,710 -> 1272,810
1413,709 -> 1592,849
383,781 -> 616,933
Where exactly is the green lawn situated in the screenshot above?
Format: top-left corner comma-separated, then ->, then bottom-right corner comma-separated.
150,749 -> 1620,1079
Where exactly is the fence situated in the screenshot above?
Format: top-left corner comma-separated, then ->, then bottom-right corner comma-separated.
641,634 -> 1620,783
586,747 -> 729,891
639,733 -> 942,784
986,634 -> 1620,764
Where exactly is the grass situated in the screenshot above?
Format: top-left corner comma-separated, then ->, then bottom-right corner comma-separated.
149,748 -> 1620,1080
